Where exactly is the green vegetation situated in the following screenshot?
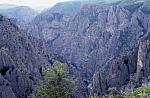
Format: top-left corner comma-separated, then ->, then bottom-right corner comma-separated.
106,84 -> 150,98
123,84 -> 150,98
37,60 -> 75,98
36,60 -> 150,98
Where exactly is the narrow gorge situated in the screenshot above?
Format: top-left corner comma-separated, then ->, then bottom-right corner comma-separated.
0,0 -> 149,98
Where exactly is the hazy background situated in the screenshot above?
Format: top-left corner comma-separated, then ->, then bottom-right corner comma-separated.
0,0 -> 71,9
0,0 -> 122,9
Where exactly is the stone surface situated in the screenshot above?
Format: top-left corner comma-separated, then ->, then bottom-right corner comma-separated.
0,15 -> 50,98
0,74 -> 17,98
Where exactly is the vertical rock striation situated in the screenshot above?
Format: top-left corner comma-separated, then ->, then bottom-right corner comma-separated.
27,0 -> 150,97
0,15 -> 50,98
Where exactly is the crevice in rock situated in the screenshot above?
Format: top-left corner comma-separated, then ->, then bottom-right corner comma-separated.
0,66 -> 9,76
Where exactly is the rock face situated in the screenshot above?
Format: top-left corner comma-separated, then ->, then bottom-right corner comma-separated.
0,75 -> 16,98
26,1 -> 83,40
27,0 -> 150,97
136,33 -> 150,84
0,0 -> 150,98
47,1 -> 82,16
0,15 -> 50,98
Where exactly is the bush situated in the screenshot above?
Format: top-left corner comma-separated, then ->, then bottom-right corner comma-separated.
106,84 -> 150,98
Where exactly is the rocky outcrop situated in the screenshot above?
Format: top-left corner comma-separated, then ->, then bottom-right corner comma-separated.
0,74 -> 16,98
135,33 -> 150,84
27,12 -> 66,40
47,1 -> 82,16
0,15 -> 50,98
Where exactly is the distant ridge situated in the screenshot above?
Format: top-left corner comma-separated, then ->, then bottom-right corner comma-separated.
0,4 -> 17,10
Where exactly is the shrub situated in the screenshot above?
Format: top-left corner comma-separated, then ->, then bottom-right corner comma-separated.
123,84 -> 150,98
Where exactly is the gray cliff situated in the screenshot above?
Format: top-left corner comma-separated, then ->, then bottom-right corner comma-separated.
0,15 -> 50,98
0,0 -> 150,98
27,0 -> 150,97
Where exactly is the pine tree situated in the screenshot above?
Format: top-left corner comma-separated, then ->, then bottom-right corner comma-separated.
37,60 -> 75,98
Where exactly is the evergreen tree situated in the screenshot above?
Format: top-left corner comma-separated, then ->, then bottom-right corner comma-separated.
37,60 -> 75,98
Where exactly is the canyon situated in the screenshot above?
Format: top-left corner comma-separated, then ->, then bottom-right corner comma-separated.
0,0 -> 149,98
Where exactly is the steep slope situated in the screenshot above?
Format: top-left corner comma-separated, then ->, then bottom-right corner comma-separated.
0,15 -> 50,98
26,1 -> 83,39
135,33 -> 150,85
27,0 -> 150,97
47,1 -> 82,16
0,6 -> 38,30
0,74 -> 16,98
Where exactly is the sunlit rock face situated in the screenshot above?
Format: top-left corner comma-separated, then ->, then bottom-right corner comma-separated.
136,33 -> 150,83
27,0 -> 150,97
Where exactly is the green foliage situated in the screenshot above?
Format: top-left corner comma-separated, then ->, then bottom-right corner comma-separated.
106,84 -> 150,98
37,60 -> 75,98
123,84 -> 150,98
